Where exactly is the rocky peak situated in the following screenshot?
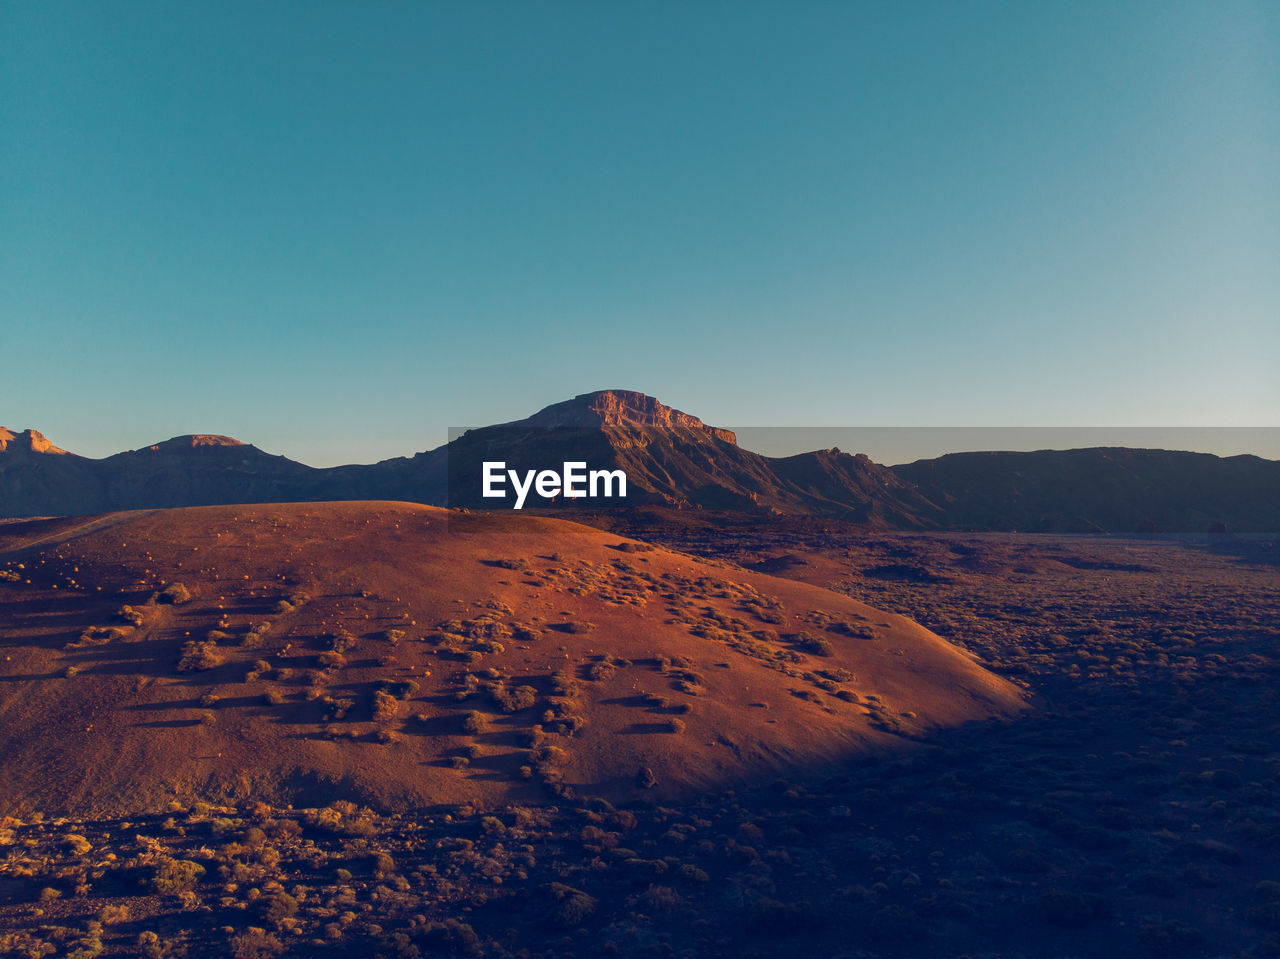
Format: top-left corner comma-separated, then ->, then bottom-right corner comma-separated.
0,427 -> 68,455
517,391 -> 738,444
147,434 -> 246,452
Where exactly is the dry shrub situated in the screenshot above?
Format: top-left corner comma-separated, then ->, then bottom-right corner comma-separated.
372,690 -> 399,722
158,582 -> 191,604
543,882 -> 596,928
493,684 -> 538,712
177,640 -> 223,672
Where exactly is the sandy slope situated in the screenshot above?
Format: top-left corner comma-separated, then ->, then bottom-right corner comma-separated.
0,502 -> 1024,815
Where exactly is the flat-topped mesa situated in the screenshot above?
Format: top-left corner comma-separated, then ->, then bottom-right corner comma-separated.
0,427 -> 68,455
516,390 -> 738,445
146,434 -> 247,452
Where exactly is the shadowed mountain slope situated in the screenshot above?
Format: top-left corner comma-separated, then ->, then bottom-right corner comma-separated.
3,392 -> 1276,530
0,393 -> 944,523
441,391 -> 943,523
0,428 -> 100,517
892,447 -> 1280,533
0,429 -> 324,517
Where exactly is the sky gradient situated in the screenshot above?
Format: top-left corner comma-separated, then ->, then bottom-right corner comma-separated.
3,2 -> 1277,466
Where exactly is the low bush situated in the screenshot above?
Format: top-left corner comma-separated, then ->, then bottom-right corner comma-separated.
372,690 -> 399,722
230,928 -> 285,959
493,684 -> 538,712
543,882 -> 596,928
158,583 -> 191,605
792,632 -> 834,656
177,640 -> 223,672
151,857 -> 205,895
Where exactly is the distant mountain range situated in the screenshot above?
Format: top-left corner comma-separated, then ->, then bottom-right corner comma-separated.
3,391 -> 1277,532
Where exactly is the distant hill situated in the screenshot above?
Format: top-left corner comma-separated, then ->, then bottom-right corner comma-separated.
892,447 -> 1280,533
0,427 -> 324,517
3,393 -> 1277,531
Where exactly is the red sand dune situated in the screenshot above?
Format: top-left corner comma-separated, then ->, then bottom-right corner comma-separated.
0,502 -> 1024,816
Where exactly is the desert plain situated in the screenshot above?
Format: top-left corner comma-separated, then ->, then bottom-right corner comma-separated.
0,495 -> 1276,958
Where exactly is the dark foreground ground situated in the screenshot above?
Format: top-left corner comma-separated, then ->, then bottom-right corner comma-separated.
2,524 -> 1278,958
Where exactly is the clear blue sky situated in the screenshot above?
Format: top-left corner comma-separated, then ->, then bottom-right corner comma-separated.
3,1 -> 1276,466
